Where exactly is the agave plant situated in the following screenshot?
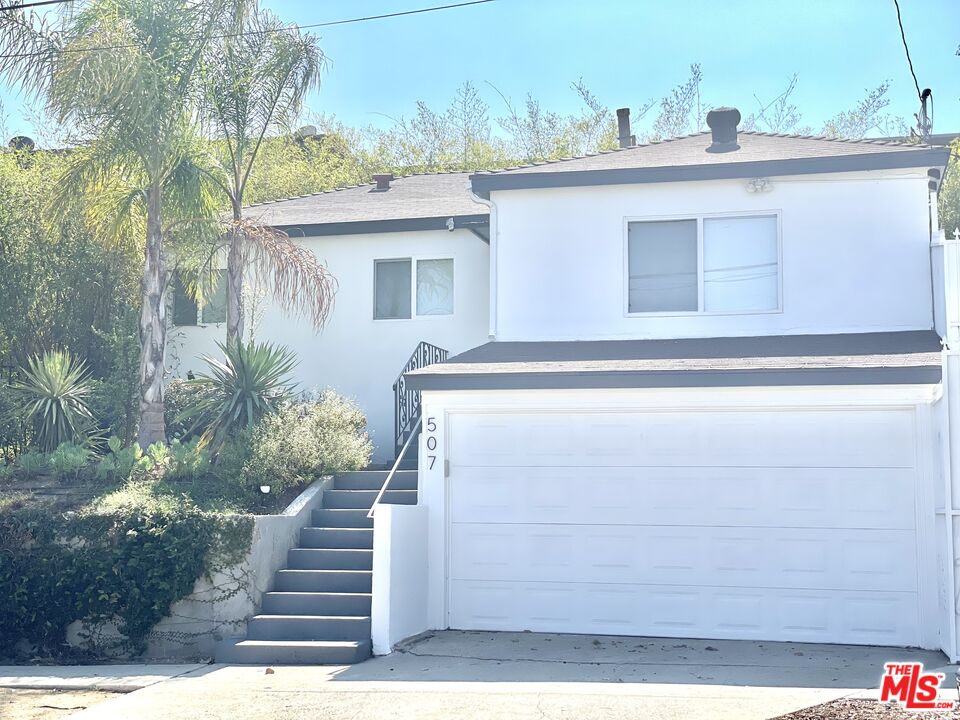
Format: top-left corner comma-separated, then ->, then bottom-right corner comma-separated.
181,341 -> 298,447
13,350 -> 97,452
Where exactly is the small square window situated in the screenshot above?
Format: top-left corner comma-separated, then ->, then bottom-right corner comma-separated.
374,259 -> 412,319
416,259 -> 454,316
172,274 -> 198,326
703,216 -> 778,312
201,270 -> 228,324
627,220 -> 698,313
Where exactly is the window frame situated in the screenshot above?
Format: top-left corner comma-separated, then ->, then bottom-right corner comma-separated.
622,210 -> 783,318
372,255 -> 455,321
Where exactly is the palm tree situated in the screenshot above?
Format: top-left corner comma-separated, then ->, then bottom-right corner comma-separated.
0,0 -> 242,447
201,6 -> 335,345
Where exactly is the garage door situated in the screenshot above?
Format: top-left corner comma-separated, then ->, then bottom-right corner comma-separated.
447,408 -> 921,645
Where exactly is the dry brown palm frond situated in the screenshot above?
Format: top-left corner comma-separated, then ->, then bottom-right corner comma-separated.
238,219 -> 337,331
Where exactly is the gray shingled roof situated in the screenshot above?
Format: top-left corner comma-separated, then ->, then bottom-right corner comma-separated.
243,172 -> 486,228
476,132 -> 942,176
406,331 -> 943,390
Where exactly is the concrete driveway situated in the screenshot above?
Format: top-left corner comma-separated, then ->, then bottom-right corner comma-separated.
67,631 -> 952,720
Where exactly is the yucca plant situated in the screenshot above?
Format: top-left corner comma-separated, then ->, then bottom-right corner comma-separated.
13,350 -> 97,452
180,341 -> 298,448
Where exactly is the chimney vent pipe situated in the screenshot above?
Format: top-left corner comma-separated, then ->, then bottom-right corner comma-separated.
616,108 -> 635,148
706,107 -> 741,153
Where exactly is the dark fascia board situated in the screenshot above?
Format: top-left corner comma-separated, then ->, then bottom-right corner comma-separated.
405,365 -> 942,392
276,214 -> 490,238
469,148 -> 952,195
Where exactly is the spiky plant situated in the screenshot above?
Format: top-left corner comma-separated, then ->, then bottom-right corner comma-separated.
180,341 -> 297,447
13,350 -> 96,452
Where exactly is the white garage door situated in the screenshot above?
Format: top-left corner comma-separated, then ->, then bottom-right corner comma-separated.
447,408 -> 921,645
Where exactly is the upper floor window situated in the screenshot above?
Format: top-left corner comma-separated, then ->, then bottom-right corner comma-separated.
171,270 -> 227,326
627,214 -> 779,314
374,258 -> 454,320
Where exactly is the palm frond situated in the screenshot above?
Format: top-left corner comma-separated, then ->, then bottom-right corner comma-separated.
241,220 -> 337,331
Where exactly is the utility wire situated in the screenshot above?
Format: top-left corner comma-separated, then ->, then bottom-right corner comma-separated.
893,0 -> 922,100
0,0 -> 496,59
0,0 -> 73,10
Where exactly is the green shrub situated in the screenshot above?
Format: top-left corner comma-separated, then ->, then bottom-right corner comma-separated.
12,350 -> 97,452
95,436 -> 143,483
48,442 -> 92,483
0,383 -> 27,462
164,378 -> 216,441
0,498 -> 253,655
87,312 -> 141,445
240,391 -> 372,498
180,341 -> 298,447
166,438 -> 212,483
16,450 -> 48,479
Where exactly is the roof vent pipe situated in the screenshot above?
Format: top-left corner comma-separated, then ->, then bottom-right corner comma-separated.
706,107 -> 741,153
616,108 -> 635,148
372,173 -> 394,190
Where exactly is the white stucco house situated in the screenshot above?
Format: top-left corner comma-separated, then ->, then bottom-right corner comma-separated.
184,108 -> 960,665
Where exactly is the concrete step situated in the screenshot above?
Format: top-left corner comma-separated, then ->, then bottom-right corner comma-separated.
334,470 -> 418,491
323,489 -> 417,509
288,548 -> 372,571
273,569 -> 372,593
247,614 -> 371,641
312,508 -> 373,528
300,527 -> 373,549
261,591 -> 371,616
216,638 -> 371,665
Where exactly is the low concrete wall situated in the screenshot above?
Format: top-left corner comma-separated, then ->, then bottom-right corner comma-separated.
66,477 -> 332,660
371,503 -> 429,655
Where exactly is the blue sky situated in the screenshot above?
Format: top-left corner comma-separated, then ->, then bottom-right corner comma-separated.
2,0 -> 959,140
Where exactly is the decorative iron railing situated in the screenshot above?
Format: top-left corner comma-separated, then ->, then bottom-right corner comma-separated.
393,341 -> 447,459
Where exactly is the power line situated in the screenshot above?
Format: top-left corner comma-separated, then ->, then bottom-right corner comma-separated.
892,0 -> 922,100
0,0 -> 496,59
0,0 -> 73,10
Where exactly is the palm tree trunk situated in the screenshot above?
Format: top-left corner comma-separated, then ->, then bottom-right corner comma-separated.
137,185 -> 168,449
226,225 -> 244,346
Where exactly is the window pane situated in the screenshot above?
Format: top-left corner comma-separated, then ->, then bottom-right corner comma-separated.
171,274 -> 198,326
628,220 -> 698,312
417,259 -> 454,316
201,270 -> 228,324
375,259 -> 411,319
703,216 -> 778,312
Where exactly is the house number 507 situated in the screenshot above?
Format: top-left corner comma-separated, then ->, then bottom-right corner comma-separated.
425,416 -> 438,470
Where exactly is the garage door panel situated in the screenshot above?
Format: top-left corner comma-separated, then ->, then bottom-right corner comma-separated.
447,407 -> 921,646
449,409 -> 916,469
449,579 -> 919,645
451,523 -> 917,592
450,466 -> 916,530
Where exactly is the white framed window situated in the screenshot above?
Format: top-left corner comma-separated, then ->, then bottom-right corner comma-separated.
171,270 -> 228,326
626,213 -> 780,315
374,257 -> 454,320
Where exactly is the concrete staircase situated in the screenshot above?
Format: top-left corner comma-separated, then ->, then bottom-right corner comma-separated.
216,470 -> 417,665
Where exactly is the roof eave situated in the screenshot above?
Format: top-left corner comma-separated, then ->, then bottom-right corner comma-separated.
406,365 -> 942,392
470,147 -> 951,194
274,213 -> 489,238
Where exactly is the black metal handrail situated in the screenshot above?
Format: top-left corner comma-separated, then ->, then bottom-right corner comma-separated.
393,341 -> 447,458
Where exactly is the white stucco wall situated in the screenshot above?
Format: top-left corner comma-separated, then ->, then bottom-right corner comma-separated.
490,171 -> 935,341
371,502 -> 429,655
169,229 -> 490,463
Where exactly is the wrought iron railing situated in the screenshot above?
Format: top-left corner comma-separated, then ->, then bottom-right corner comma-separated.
393,341 -> 447,459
